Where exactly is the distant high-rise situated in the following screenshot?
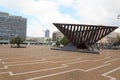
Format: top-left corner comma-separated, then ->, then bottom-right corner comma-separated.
45,30 -> 50,38
0,12 -> 27,40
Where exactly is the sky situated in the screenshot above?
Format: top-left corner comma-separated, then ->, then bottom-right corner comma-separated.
0,0 -> 120,37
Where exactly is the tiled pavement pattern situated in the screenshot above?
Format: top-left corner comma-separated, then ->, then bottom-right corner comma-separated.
0,45 -> 120,80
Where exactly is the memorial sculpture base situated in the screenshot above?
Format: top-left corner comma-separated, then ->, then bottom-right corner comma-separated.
51,42 -> 100,54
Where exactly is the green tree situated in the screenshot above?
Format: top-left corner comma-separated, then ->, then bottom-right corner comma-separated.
60,37 -> 69,46
46,38 -> 52,43
111,34 -> 120,46
55,41 -> 60,47
10,37 -> 24,47
115,34 -> 120,45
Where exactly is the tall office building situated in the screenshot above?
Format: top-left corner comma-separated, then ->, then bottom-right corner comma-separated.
45,30 -> 50,38
0,12 -> 27,40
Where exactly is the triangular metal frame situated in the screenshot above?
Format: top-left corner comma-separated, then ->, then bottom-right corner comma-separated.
53,23 -> 118,51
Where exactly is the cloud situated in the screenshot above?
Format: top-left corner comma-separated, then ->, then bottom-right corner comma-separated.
0,0 -> 79,37
0,0 -> 120,37
73,0 -> 120,32
74,0 -> 120,26
55,0 -> 74,6
27,18 -> 44,37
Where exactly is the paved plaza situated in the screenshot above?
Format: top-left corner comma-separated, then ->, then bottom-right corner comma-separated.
0,45 -> 120,80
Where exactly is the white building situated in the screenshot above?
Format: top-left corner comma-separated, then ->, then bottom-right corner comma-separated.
52,31 -> 64,42
98,32 -> 120,44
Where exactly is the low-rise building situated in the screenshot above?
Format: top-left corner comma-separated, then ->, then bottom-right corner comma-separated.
52,31 -> 64,42
98,31 -> 120,45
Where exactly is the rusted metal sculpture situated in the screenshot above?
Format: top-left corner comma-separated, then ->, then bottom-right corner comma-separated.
53,23 -> 118,53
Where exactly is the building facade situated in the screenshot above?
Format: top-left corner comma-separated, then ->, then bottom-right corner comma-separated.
52,31 -> 64,42
0,12 -> 27,41
98,32 -> 120,44
45,30 -> 50,38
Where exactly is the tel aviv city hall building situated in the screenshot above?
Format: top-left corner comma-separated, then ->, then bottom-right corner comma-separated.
0,12 -> 27,43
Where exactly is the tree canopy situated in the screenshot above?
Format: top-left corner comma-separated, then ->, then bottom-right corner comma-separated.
10,37 -> 25,47
60,37 -> 69,46
113,34 -> 120,46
